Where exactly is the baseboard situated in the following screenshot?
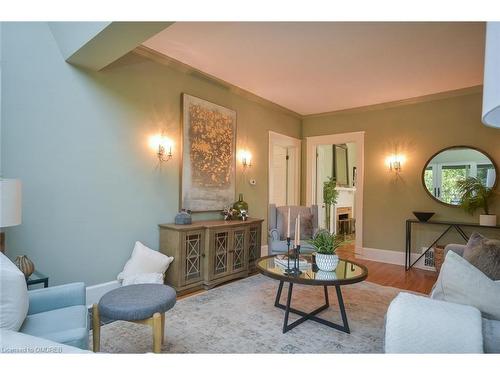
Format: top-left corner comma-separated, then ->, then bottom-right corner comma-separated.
359,247 -> 434,271
86,280 -> 121,307
359,247 -> 405,265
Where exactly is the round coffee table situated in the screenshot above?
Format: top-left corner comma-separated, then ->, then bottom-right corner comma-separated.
256,254 -> 368,334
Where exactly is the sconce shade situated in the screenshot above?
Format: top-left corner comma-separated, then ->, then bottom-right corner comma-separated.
482,22 -> 500,128
0,179 -> 22,228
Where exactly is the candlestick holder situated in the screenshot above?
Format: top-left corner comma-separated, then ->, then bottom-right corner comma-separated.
283,237 -> 294,275
283,244 -> 302,276
292,244 -> 302,275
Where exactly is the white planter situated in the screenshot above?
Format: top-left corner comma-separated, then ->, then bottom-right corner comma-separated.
480,214 -> 497,226
315,253 -> 339,272
315,270 -> 337,281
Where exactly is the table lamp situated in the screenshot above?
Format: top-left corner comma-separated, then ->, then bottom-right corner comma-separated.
0,179 -> 22,253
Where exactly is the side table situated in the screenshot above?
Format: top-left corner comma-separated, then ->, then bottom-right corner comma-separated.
27,270 -> 49,288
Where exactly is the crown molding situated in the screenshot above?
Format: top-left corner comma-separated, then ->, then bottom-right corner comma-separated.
303,85 -> 483,119
133,45 -> 302,119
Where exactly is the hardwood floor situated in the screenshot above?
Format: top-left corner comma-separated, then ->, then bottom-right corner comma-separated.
337,244 -> 437,294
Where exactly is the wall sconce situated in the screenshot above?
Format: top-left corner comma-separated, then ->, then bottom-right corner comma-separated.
239,150 -> 252,169
386,154 -> 405,173
149,134 -> 173,162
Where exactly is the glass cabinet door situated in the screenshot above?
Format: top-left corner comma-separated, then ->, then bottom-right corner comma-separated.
231,228 -> 247,272
182,231 -> 204,286
211,229 -> 230,279
248,226 -> 260,264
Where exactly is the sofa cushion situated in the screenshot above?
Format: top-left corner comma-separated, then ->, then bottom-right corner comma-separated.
122,272 -> 164,286
20,305 -> 88,349
117,241 -> 173,281
431,251 -> 500,320
0,252 -> 29,331
0,328 -> 88,353
385,292 -> 483,353
482,318 -> 500,353
464,236 -> 500,280
276,206 -> 314,240
463,232 -> 486,258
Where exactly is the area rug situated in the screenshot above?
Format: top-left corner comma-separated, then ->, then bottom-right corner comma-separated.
91,274 -> 406,353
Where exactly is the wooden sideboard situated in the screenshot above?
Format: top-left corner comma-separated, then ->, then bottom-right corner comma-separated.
159,218 -> 263,295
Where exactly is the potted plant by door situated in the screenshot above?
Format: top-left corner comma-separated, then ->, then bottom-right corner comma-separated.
308,230 -> 344,271
323,177 -> 339,231
456,177 -> 497,226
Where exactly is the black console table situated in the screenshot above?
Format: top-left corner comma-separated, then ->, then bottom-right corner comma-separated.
405,219 -> 500,271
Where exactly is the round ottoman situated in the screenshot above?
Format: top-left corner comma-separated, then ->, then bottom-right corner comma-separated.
92,284 -> 176,353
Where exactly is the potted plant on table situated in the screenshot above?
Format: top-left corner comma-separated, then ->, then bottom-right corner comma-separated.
308,229 -> 344,271
456,177 -> 497,226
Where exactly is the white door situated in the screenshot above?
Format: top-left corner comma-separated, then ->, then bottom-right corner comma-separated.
315,145 -> 333,230
270,144 -> 288,206
269,132 -> 301,206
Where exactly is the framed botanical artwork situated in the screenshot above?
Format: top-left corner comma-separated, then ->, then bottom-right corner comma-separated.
181,94 -> 237,212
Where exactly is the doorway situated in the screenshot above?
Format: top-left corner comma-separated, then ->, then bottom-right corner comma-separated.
306,132 -> 364,252
268,131 -> 301,206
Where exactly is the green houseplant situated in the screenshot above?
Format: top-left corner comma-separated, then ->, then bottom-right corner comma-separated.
456,177 -> 497,226
308,229 -> 344,271
323,176 -> 339,231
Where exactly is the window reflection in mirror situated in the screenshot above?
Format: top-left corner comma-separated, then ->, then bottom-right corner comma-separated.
423,147 -> 497,206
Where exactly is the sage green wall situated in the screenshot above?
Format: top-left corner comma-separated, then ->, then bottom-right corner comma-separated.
302,92 -> 500,253
1,23 -> 301,286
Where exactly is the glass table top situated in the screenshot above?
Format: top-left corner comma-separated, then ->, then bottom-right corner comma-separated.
27,270 -> 48,281
256,255 -> 368,285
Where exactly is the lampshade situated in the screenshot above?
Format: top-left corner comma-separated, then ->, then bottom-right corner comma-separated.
0,179 -> 22,228
482,22 -> 500,128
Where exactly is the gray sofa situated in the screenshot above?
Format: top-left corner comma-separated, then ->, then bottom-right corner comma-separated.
385,243 -> 500,353
268,204 -> 319,254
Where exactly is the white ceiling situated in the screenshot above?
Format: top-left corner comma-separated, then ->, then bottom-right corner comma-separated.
143,22 -> 485,115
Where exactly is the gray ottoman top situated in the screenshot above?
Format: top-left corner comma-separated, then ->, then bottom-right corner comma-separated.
99,284 -> 176,321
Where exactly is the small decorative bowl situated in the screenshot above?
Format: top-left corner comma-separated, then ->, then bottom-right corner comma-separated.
412,211 -> 435,222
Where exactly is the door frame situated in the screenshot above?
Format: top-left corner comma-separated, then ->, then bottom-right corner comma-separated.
306,131 -> 365,251
268,131 -> 301,206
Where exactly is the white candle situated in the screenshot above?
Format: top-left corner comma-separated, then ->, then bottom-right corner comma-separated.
287,208 -> 290,238
294,217 -> 298,247
297,214 -> 301,244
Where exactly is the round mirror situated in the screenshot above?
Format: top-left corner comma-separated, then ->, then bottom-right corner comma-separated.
422,146 -> 497,206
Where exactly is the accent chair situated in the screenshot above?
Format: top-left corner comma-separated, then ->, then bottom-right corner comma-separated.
0,251 -> 89,351
268,204 -> 319,255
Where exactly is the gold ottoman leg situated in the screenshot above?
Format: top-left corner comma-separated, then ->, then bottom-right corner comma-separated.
92,304 -> 100,352
152,312 -> 162,353
161,313 -> 165,344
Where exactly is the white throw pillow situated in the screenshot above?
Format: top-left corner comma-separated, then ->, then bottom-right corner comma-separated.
122,273 -> 165,286
117,241 -> 173,282
0,252 -> 29,331
431,251 -> 500,320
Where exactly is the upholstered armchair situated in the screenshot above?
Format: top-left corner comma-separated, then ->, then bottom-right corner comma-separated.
21,282 -> 89,350
0,251 -> 89,351
268,204 -> 319,255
